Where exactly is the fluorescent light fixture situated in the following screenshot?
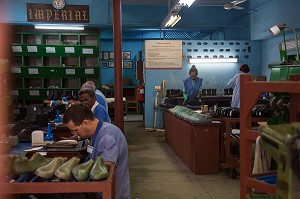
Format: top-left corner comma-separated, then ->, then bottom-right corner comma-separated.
178,0 -> 195,7
269,23 -> 300,63
189,58 -> 238,63
165,14 -> 181,27
34,25 -> 84,30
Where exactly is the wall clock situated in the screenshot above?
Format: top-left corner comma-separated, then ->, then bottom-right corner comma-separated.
52,0 -> 66,9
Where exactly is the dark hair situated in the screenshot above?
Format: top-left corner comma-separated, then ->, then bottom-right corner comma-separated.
189,65 -> 198,75
62,103 -> 95,125
78,88 -> 96,97
239,64 -> 250,73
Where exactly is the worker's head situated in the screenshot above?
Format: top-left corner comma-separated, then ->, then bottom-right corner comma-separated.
189,65 -> 198,80
62,103 -> 95,138
239,64 -> 250,73
78,88 -> 96,109
81,81 -> 96,91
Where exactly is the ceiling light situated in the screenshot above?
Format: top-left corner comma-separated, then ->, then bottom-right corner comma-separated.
178,0 -> 195,7
34,25 -> 84,30
189,58 -> 238,63
269,23 -> 299,63
165,14 -> 181,27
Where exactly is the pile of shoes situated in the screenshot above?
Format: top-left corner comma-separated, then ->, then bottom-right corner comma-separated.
218,106 -> 273,118
7,104 -> 66,142
2,153 -> 109,182
169,106 -> 212,124
47,90 -> 79,101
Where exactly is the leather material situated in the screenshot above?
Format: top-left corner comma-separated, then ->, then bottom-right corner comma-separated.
35,157 -> 67,179
28,152 -> 50,172
72,159 -> 94,181
13,156 -> 31,175
55,157 -> 80,181
13,153 -> 49,175
89,156 -> 108,181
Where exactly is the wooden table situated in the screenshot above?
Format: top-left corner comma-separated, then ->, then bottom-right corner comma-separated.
0,164 -> 115,199
164,110 -> 220,174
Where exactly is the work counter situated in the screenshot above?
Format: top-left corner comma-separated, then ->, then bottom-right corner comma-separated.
163,109 -> 220,174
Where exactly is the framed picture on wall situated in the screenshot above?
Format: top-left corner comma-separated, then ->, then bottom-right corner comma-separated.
102,52 -> 109,60
108,61 -> 114,68
100,61 -> 108,68
109,52 -> 114,60
122,51 -> 131,60
123,61 -> 132,69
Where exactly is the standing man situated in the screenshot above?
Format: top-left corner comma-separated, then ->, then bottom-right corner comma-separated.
62,104 -> 130,199
183,65 -> 203,106
227,64 -> 250,108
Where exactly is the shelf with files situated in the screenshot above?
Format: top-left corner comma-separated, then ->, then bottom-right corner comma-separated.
239,74 -> 300,199
10,27 -> 100,119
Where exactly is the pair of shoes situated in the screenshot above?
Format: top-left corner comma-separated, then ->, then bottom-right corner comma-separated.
72,156 -> 108,181
13,153 -> 50,175
34,157 -> 67,179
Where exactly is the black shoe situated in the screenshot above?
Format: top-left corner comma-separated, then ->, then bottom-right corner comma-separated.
72,91 -> 79,101
53,91 -> 61,100
47,91 -> 54,100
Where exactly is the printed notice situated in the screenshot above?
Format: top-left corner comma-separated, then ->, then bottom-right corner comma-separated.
12,46 -> 22,52
29,90 -> 40,96
46,47 -> 56,53
65,47 -> 75,53
11,67 -> 21,73
145,40 -> 182,69
27,46 -> 38,52
85,68 -> 94,74
83,48 -> 93,54
66,69 -> 75,75
28,68 -> 39,75
13,109 -> 21,115
10,90 -> 19,96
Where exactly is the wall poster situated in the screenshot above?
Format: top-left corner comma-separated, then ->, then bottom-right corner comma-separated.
145,40 -> 182,69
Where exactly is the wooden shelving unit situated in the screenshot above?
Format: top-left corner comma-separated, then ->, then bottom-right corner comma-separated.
10,26 -> 100,119
239,74 -> 300,199
220,117 -> 269,179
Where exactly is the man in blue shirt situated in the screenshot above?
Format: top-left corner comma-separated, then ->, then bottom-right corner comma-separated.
81,81 -> 108,112
183,65 -> 203,106
62,104 -> 130,199
79,88 -> 111,123
227,64 -> 250,108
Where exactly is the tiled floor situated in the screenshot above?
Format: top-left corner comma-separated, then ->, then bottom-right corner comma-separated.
124,121 -> 240,199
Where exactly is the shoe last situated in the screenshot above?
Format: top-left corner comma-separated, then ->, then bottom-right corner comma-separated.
55,157 -> 80,181
89,156 -> 108,181
72,159 -> 94,181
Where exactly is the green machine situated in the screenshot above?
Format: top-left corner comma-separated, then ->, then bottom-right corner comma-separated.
258,123 -> 300,199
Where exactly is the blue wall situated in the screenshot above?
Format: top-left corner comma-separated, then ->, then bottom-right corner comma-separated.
4,0 -> 300,129
249,0 -> 300,79
144,40 -> 262,128
1,0 -> 109,25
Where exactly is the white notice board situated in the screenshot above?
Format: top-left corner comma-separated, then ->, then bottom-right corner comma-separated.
145,40 -> 182,69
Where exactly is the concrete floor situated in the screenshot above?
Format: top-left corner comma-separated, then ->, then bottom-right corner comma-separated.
124,121 -> 240,199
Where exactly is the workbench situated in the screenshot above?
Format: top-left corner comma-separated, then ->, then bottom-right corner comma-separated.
164,109 -> 220,174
